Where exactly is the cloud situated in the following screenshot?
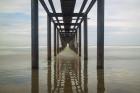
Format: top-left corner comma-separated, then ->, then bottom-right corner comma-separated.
0,0 -> 30,14
0,0 -> 140,47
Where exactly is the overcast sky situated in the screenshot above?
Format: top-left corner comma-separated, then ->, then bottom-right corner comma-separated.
0,0 -> 140,48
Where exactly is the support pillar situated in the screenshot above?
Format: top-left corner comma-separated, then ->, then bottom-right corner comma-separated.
74,31 -> 78,53
57,30 -> 59,54
31,0 -> 39,69
84,15 -> 88,60
97,0 -> 104,69
54,24 -> 56,56
47,15 -> 51,60
79,25 -> 81,56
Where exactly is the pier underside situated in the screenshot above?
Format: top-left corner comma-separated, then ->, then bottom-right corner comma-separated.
31,0 -> 104,69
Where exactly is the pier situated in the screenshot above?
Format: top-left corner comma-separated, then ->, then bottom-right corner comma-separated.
31,0 -> 104,69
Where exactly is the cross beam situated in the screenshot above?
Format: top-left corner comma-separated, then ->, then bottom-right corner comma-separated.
50,13 -> 84,17
55,23 -> 80,26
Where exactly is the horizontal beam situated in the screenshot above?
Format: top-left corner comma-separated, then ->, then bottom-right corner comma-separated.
58,28 -> 77,31
60,31 -> 76,33
54,18 -> 82,22
55,23 -> 80,26
50,13 -> 84,17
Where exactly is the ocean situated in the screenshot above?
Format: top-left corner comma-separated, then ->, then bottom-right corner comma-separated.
0,46 -> 140,93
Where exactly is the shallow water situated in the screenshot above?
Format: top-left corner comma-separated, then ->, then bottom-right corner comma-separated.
0,46 -> 140,93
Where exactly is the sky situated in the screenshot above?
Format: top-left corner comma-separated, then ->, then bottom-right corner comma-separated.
0,0 -> 140,48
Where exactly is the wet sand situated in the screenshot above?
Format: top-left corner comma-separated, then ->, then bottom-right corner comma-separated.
0,46 -> 140,93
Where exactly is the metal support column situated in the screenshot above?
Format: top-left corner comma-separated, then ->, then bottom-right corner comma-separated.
79,25 -> 81,56
97,0 -> 104,69
54,24 -> 56,56
47,15 -> 51,60
84,15 -> 88,60
31,0 -> 39,69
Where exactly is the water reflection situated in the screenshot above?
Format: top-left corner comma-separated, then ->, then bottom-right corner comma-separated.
48,61 -> 52,93
31,57 -> 105,93
52,55 -> 83,93
97,69 -> 105,93
32,69 -> 39,93
84,59 -> 88,93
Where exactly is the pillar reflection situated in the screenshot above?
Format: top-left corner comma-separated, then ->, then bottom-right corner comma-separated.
84,59 -> 88,93
49,54 -> 84,93
97,69 -> 105,93
31,69 -> 39,93
47,60 -> 52,93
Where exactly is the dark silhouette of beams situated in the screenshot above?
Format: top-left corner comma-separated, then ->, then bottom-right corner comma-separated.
32,0 -> 105,70
39,0 -> 50,14
73,0 -> 88,29
39,0 -> 62,31
50,13 -> 84,17
55,23 -> 80,26
48,0 -> 62,31
31,0 -> 39,69
58,28 -> 77,31
60,0 -> 76,31
85,0 -> 97,14
75,0 -> 96,29
97,0 -> 104,69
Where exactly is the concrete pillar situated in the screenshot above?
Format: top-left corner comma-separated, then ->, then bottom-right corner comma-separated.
97,0 -> 104,69
47,15 -> 51,60
79,25 -> 81,56
54,24 -> 56,56
31,0 -> 39,69
84,15 -> 88,60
